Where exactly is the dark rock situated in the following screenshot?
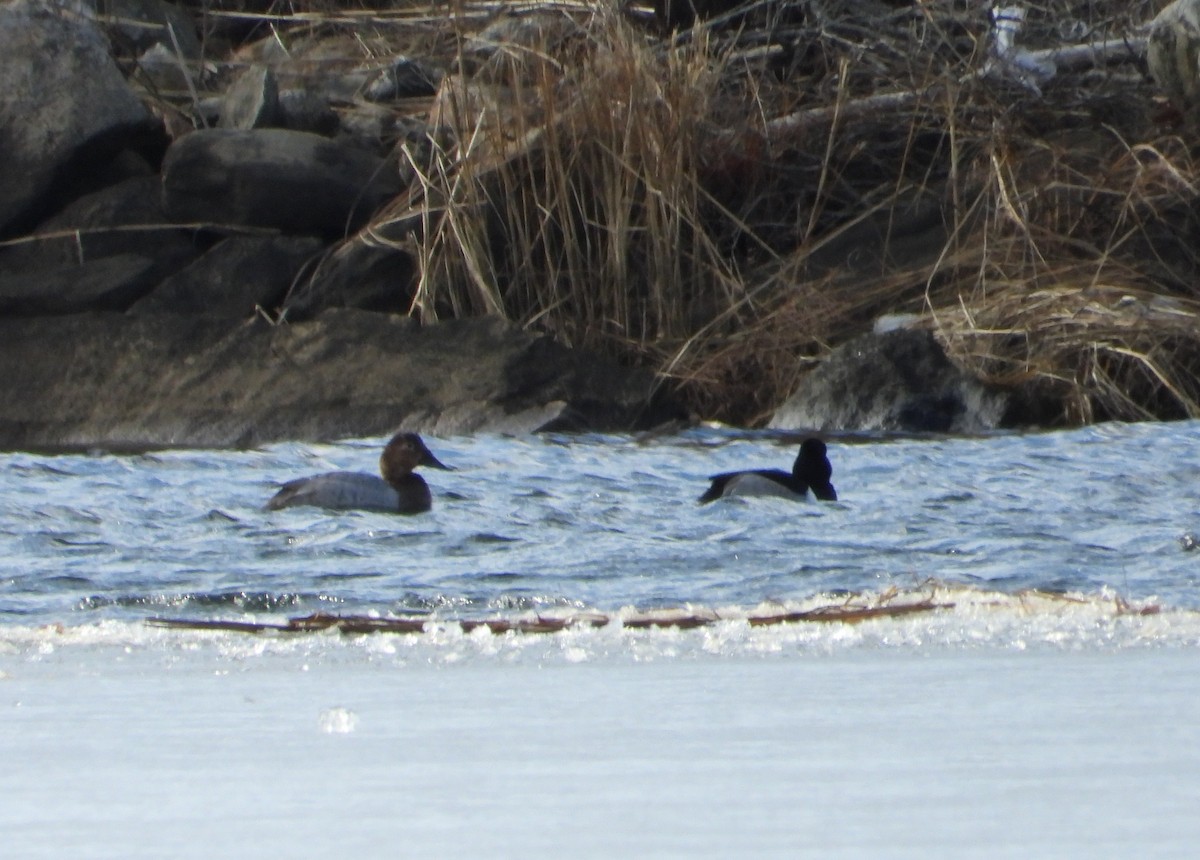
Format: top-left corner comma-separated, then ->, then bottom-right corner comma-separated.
130,235 -> 324,318
278,89 -> 340,136
80,148 -> 161,190
220,66 -> 281,130
467,12 -> 584,62
0,310 -> 681,449
364,57 -> 442,101
336,105 -> 405,155
0,176 -> 193,274
191,96 -> 224,129
768,328 -> 1010,433
400,400 -> 575,436
161,128 -> 404,239
133,42 -> 205,93
1148,0 -> 1200,121
300,66 -> 367,106
92,0 -> 202,59
0,0 -> 158,236
654,0 -> 745,29
282,239 -> 415,319
0,252 -> 188,315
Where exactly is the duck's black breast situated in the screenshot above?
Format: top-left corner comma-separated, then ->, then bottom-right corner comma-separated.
390,472 -> 433,514
807,480 -> 837,502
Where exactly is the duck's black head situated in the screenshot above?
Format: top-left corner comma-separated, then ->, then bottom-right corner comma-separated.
793,438 -> 837,501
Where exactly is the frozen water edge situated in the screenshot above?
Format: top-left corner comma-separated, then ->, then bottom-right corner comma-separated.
2,631 -> 1200,856
4,584 -> 1200,663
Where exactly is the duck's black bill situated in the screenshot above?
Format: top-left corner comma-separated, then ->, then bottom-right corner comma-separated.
423,453 -> 453,470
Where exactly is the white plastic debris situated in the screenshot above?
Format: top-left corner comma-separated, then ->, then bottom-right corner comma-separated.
985,5 -> 1058,94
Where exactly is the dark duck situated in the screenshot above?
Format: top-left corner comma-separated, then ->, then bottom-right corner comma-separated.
266,432 -> 450,514
699,438 -> 837,504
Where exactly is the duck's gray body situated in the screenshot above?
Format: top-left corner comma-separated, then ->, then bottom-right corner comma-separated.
711,471 -> 808,501
266,471 -> 425,513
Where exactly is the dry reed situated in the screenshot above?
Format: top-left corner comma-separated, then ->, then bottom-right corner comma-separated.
165,0 -> 1200,425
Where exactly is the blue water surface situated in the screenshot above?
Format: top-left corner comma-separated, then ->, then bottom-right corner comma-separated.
2,420 -> 1199,628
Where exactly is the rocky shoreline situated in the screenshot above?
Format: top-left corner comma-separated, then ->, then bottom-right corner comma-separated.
0,0 -> 1193,449
0,0 -> 688,448
0,310 -> 683,450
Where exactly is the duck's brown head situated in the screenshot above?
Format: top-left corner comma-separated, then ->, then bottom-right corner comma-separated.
379,432 -> 450,486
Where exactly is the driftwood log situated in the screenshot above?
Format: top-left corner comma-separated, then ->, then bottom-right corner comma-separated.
147,597 -> 954,636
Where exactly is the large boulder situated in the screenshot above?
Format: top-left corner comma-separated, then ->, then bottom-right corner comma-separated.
768,328 -> 1010,434
161,128 -> 404,239
1148,0 -> 1200,120
90,0 -> 202,59
0,310 -> 681,449
281,239 -> 416,319
362,56 -> 442,101
0,175 -> 192,274
130,235 -> 324,318
0,253 -> 184,316
219,66 -> 282,130
0,1 -> 158,236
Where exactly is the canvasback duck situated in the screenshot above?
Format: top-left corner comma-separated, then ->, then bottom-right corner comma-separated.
698,438 -> 837,504
265,432 -> 450,514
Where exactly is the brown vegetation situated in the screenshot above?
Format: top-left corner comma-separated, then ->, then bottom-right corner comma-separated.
179,1 -> 1199,426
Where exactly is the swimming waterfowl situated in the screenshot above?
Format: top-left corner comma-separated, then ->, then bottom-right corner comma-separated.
698,437 -> 837,504
265,432 -> 450,514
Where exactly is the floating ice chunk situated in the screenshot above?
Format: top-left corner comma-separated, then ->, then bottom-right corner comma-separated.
318,706 -> 358,734
563,646 -> 589,663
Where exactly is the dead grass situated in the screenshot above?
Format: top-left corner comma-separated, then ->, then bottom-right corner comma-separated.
168,0 -> 1200,425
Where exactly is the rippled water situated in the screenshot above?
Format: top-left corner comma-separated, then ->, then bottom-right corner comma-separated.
2,420 -> 1200,655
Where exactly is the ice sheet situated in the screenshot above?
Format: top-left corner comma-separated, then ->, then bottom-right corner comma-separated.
2,645 -> 1198,858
